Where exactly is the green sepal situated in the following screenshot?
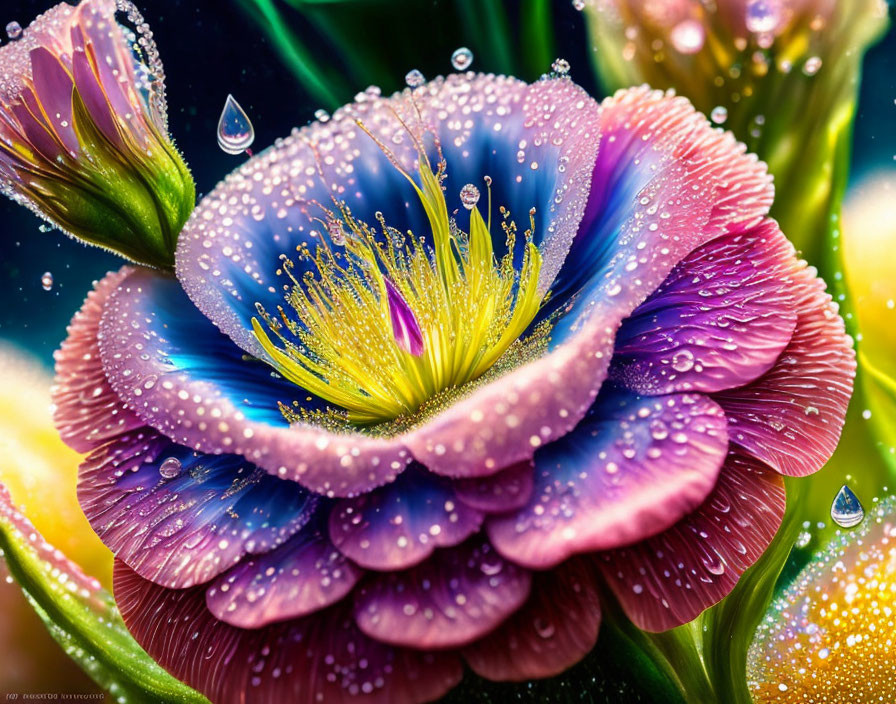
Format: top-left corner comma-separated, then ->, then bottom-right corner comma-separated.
0,483 -> 208,704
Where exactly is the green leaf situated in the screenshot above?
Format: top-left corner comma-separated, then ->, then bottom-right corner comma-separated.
0,483 -> 208,704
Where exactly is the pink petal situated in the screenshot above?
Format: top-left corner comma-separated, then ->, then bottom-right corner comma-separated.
353,538 -> 532,649
462,557 -> 601,681
487,390 -> 728,569
206,526 -> 363,628
329,466 -> 482,571
713,254 -> 855,476
597,452 -> 785,632
610,220 -> 798,394
115,561 -> 463,704
28,46 -> 79,154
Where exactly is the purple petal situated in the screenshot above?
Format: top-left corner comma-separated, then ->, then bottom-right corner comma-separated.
10,100 -> 62,161
384,278 -> 424,357
329,466 -> 482,571
452,461 -> 534,513
28,47 -> 79,154
597,452 -> 785,632
462,557 -> 601,681
206,525 -> 363,628
487,388 -> 728,568
610,221 -> 798,395
79,430 -> 317,589
713,253 -> 855,476
353,538 -> 531,649
96,267 -> 411,497
71,47 -> 121,147
115,561 -> 464,704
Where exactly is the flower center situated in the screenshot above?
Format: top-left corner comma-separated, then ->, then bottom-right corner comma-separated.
252,136 -> 546,426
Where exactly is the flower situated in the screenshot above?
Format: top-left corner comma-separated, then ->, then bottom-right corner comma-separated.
580,0 -> 888,262
0,0 -> 194,268
45,69 -> 857,702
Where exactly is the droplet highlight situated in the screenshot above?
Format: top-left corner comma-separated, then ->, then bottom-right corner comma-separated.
745,0 -> 782,34
711,106 -> 729,124
669,20 -> 705,54
831,485 -> 864,528
40,272 -> 53,291
159,456 -> 183,479
217,95 -> 255,155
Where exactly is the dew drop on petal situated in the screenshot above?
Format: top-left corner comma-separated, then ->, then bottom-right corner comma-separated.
745,0 -> 782,34
451,47 -> 474,71
459,184 -> 480,210
159,456 -> 183,479
217,94 -> 255,155
40,272 -> 53,291
669,20 -> 705,54
5,21 -> 22,40
711,106 -> 729,124
405,69 -> 425,88
831,485 -> 864,528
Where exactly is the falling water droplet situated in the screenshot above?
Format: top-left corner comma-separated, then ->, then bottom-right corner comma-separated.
5,21 -> 22,40
551,58 -> 571,75
745,0 -> 782,34
405,69 -> 425,88
572,0 -> 586,10
159,456 -> 183,479
669,20 -> 705,54
710,106 -> 729,124
40,272 -> 53,291
831,485 -> 864,528
217,95 -> 255,155
451,47 -> 474,71
459,184 -> 480,210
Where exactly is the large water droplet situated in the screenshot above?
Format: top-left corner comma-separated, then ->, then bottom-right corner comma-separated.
831,485 -> 864,528
405,69 -> 425,88
451,47 -> 474,71
6,21 -> 22,40
40,271 -> 53,291
159,456 -> 183,479
459,184 -> 480,210
711,106 -> 729,124
217,95 -> 255,155
745,0 -> 782,34
669,20 -> 705,54
551,58 -> 571,75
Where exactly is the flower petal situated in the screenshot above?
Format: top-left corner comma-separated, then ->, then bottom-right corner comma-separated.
452,461 -> 534,513
487,388 -> 728,568
713,259 -> 855,476
353,538 -> 531,649
52,267 -> 143,453
115,561 -> 463,704
462,557 -> 601,681
610,220 -> 797,395
206,524 -> 363,628
597,452 -> 785,632
176,73 -> 601,359
329,466 -> 482,571
28,46 -> 79,154
543,86 -> 773,337
97,267 -> 411,496
79,432 -> 317,589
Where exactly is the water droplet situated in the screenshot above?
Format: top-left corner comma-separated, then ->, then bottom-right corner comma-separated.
710,106 -> 728,124
803,56 -> 822,75
572,0 -> 586,10
451,47 -> 473,71
831,485 -> 864,528
669,20 -> 705,54
459,184 -> 480,210
534,617 -> 556,639
217,95 -> 255,155
5,21 -> 22,40
159,456 -> 183,479
551,58 -> 570,75
40,272 -> 53,291
671,349 -> 695,372
745,0 -> 782,34
313,109 -> 330,123
405,69 -> 425,88
327,219 -> 347,246
795,530 -> 812,548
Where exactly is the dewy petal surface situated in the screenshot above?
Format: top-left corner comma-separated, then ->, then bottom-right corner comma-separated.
353,538 -> 532,649
713,253 -> 855,476
597,452 -> 785,632
115,561 -> 463,704
329,466 -> 483,571
175,73 -> 601,359
610,220 -> 798,395
97,267 -> 411,496
487,388 -> 729,569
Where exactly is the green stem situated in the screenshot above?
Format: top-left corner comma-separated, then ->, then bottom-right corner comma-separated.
520,0 -> 555,79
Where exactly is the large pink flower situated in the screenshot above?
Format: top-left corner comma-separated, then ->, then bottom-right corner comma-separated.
49,67 -> 854,702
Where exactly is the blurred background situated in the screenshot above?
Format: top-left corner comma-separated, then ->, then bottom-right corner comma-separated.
0,0 -> 894,698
